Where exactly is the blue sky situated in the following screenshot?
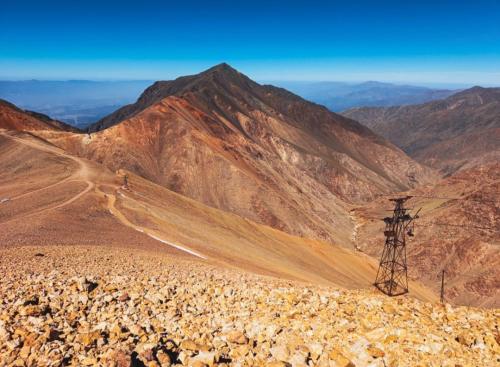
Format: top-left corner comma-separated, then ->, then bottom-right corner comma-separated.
1,0 -> 499,85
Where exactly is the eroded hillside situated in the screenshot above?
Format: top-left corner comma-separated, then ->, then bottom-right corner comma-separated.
353,163 -> 500,308
40,64 -> 436,245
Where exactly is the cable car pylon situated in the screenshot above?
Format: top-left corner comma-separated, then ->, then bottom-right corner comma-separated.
374,196 -> 420,296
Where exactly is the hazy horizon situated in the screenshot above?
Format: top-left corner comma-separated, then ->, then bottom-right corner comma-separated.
0,76 -> 494,90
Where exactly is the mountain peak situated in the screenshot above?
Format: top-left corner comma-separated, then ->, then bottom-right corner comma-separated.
89,63 -> 253,131
206,62 -> 235,72
198,63 -> 248,84
195,63 -> 243,81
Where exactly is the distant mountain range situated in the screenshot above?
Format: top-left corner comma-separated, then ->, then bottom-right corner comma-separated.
273,80 -> 457,111
343,86 -> 500,173
0,79 -> 459,128
0,80 -> 152,128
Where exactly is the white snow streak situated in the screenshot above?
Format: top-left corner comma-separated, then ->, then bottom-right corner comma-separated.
146,233 -> 207,259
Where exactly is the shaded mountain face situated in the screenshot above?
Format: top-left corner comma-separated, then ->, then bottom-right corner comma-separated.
343,87 -> 500,173
55,64 -> 435,244
0,99 -> 78,132
272,80 -> 456,111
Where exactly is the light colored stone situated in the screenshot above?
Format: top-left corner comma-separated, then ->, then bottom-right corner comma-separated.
0,245 -> 496,367
329,349 -> 355,367
270,344 -> 290,361
181,339 -> 199,351
227,330 -> 248,345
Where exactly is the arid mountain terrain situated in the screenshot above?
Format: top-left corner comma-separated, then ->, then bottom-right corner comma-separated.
0,129 -> 496,366
343,87 -> 500,174
2,244 -> 497,367
41,64 -> 436,246
1,129 -> 403,292
0,65 -> 498,366
352,163 -> 499,307
343,87 -> 499,307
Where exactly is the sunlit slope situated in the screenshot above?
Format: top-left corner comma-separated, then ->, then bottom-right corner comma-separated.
0,130 -> 188,254
41,64 -> 436,247
106,169 -> 436,300
0,130 -> 437,301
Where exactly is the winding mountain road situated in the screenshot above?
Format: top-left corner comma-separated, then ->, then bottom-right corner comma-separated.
0,130 -> 204,258
0,131 -> 94,222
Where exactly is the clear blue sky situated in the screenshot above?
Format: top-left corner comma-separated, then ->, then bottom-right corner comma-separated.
1,0 -> 499,85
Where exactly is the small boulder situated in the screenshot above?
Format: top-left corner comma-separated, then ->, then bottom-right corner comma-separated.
180,339 -> 199,351
367,346 -> 385,358
227,330 -> 248,345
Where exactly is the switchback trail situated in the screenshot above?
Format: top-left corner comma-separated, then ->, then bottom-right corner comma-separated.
0,130 -> 207,258
0,131 -> 95,222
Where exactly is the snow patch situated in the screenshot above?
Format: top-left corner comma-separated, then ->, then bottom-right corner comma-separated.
146,233 -> 207,259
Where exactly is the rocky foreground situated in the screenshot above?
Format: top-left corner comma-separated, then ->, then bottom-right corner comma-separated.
0,246 -> 498,367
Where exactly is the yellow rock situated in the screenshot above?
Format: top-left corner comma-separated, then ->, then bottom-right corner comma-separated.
14,328 -> 28,337
484,334 -> 500,353
382,303 -> 396,314
384,334 -> 398,344
456,332 -> 475,347
229,344 -> 251,358
266,362 -> 291,367
227,330 -> 248,344
23,333 -> 37,347
19,345 -> 30,360
181,339 -> 199,351
77,331 -> 101,346
19,305 -> 41,317
367,346 -> 385,358
81,357 -> 98,366
329,349 -> 355,367
156,350 -> 172,367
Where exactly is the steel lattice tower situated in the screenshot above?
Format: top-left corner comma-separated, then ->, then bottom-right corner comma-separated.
374,196 -> 418,296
